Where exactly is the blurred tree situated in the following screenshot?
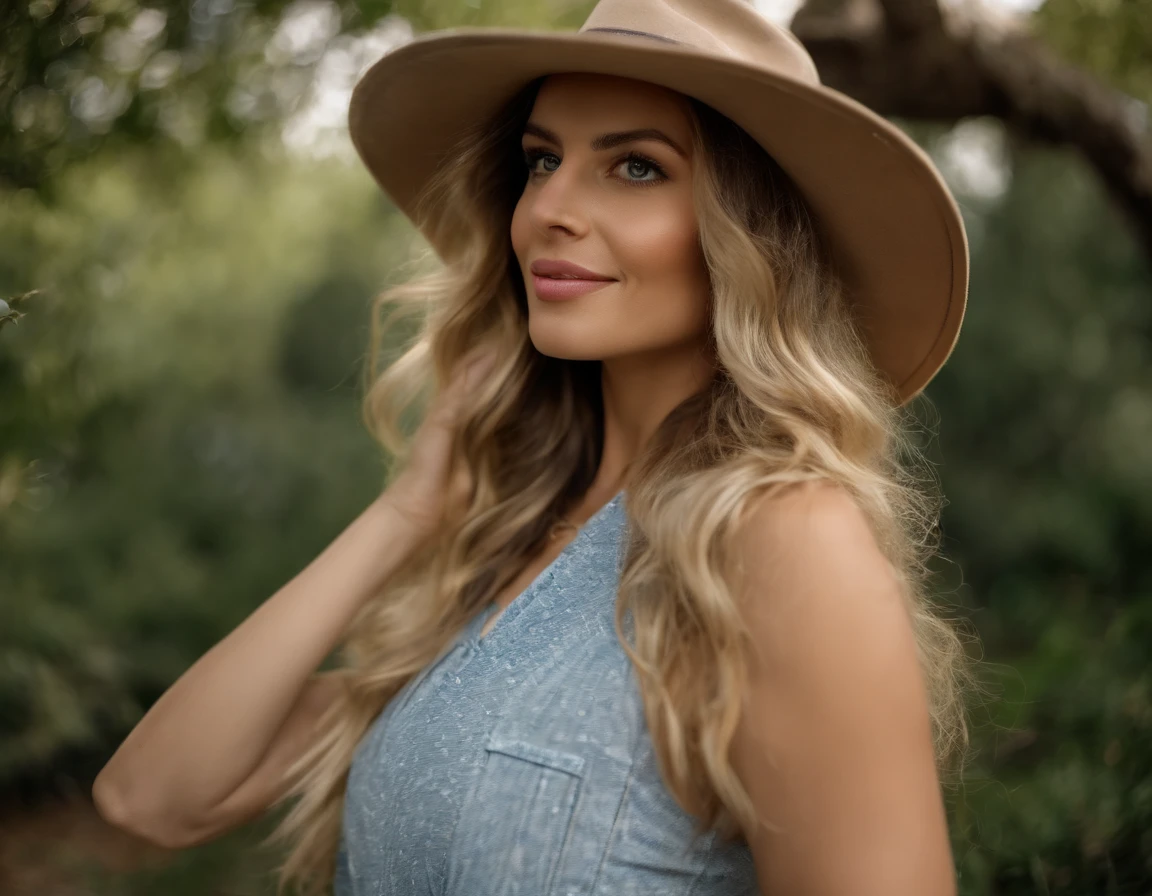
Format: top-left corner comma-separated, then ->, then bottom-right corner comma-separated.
6,0 -> 1149,251
791,0 -> 1152,258
923,135 -> 1152,894
0,0 -> 589,195
1036,0 -> 1152,102
0,141 -> 407,789
2,0 -> 320,192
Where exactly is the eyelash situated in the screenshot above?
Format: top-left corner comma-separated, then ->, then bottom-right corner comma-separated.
521,147 -> 668,187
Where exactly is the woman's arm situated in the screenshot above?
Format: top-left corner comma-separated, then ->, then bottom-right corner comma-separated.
92,493 -> 429,849
93,345 -> 498,849
728,481 -> 956,896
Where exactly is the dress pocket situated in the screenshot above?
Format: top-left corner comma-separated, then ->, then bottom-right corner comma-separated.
446,732 -> 585,896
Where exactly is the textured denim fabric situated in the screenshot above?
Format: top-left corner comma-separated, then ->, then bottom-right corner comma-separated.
336,490 -> 758,896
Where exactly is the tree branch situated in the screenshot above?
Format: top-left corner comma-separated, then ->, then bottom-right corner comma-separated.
790,0 -> 1152,259
874,0 -> 945,38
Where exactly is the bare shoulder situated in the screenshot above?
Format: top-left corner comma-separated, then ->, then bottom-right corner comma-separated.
731,477 -> 912,691
734,479 -> 898,610
738,478 -> 882,551
728,480 -> 955,894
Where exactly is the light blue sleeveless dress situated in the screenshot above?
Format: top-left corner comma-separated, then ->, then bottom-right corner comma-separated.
335,490 -> 758,895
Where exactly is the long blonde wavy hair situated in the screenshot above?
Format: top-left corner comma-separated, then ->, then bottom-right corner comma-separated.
266,75 -> 978,894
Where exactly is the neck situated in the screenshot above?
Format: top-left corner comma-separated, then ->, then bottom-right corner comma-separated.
593,340 -> 715,495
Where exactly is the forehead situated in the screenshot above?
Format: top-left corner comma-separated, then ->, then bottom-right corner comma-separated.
527,73 -> 692,139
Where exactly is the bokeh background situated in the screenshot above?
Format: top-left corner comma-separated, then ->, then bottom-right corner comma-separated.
2,0 -> 1150,893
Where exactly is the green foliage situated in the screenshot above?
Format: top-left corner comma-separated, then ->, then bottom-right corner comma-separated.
0,140 -> 418,787
1034,0 -> 1152,109
924,141 -> 1152,893
0,0 -> 596,193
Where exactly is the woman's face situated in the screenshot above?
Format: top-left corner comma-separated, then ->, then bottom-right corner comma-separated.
510,73 -> 712,363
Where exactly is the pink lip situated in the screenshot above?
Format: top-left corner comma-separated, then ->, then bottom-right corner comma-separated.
532,275 -> 616,301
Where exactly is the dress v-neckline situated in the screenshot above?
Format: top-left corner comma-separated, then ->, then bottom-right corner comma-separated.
472,490 -> 625,647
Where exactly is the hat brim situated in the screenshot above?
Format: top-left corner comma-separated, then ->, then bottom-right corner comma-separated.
349,28 -> 968,405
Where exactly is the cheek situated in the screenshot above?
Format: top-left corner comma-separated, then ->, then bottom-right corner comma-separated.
615,207 -> 709,322
509,203 -> 529,260
613,204 -> 700,279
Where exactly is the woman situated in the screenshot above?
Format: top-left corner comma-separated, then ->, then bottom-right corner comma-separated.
93,1 -> 977,894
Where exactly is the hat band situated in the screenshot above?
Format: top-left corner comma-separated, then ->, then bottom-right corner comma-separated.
583,27 -> 682,45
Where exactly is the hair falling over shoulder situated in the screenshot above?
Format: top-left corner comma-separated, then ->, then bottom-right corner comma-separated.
261,79 -> 980,896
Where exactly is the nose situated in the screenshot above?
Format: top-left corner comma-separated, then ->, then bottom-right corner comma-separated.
526,158 -> 592,237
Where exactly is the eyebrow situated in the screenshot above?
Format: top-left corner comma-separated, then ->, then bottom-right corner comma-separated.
522,121 -> 687,159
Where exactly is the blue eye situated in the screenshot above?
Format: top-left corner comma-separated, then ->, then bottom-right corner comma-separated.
522,148 -> 557,175
619,153 -> 665,182
521,148 -> 668,187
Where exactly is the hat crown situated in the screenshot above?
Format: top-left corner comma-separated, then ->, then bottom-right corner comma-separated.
580,0 -> 821,86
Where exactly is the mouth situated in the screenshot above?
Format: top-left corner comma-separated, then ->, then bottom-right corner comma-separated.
531,274 -> 617,301
529,259 -> 616,281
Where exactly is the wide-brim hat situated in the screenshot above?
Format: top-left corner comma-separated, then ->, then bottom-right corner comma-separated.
347,0 -> 969,405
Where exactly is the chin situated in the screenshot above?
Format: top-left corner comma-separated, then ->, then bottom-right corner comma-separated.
531,344 -> 602,362
527,332 -> 606,362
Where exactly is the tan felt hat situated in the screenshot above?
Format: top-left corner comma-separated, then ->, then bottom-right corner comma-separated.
348,0 -> 969,405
